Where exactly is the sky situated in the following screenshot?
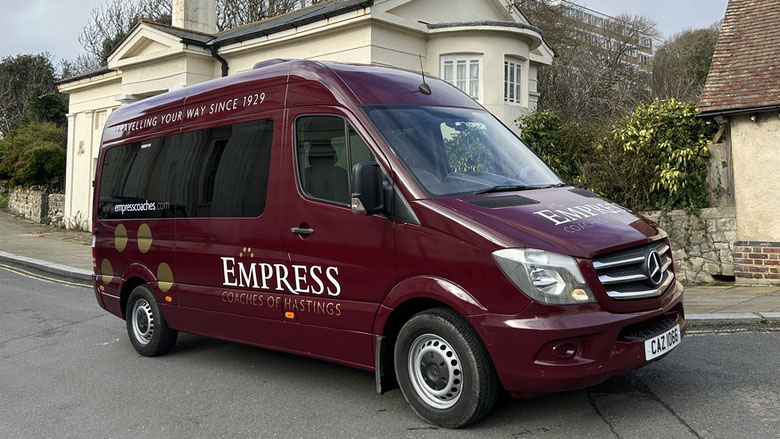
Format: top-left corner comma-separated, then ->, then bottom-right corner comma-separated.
578,0 -> 729,39
0,0 -> 731,64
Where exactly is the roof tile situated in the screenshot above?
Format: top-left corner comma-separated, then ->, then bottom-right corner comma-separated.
699,0 -> 780,113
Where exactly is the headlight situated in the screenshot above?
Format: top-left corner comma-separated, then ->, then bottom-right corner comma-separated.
493,248 -> 596,305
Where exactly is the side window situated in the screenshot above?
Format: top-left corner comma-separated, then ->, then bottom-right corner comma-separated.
296,116 -> 351,205
348,124 -> 375,171
178,119 -> 274,217
97,137 -> 179,219
98,118 -> 273,219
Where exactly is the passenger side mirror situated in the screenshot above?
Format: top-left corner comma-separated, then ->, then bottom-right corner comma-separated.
351,162 -> 384,215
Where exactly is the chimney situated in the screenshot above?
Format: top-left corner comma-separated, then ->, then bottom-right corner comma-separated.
172,0 -> 217,34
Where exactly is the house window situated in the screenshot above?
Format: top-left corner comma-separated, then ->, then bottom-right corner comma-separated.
504,59 -> 522,105
441,55 -> 481,100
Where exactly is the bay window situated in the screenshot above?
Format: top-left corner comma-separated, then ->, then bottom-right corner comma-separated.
504,58 -> 522,105
441,55 -> 482,100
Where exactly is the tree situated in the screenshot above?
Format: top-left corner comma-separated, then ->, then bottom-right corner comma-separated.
59,55 -> 104,79
580,99 -> 716,211
78,0 -> 173,65
518,101 -> 717,211
652,24 -> 720,101
0,122 -> 67,190
517,110 -> 600,185
0,53 -> 60,136
218,0 -> 315,30
517,0 -> 660,122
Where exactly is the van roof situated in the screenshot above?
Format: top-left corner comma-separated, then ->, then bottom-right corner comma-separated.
101,59 -> 481,147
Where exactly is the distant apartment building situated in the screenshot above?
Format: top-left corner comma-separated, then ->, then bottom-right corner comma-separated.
518,0 -> 654,72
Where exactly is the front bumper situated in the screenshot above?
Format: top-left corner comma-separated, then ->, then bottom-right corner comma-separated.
468,280 -> 685,396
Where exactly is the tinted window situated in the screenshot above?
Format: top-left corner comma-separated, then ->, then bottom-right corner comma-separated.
98,119 -> 274,219
296,116 -> 351,205
295,117 -> 378,206
349,124 -> 375,169
97,137 -> 180,219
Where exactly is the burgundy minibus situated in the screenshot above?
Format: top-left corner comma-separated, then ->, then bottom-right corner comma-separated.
92,59 -> 684,427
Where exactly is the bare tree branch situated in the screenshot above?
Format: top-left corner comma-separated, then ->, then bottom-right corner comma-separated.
517,1 -> 659,121
652,23 -> 720,101
0,53 -> 58,136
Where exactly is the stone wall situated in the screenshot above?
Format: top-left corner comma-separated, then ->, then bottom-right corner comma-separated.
8,187 -> 48,222
47,193 -> 65,228
6,187 -> 66,228
643,206 -> 736,284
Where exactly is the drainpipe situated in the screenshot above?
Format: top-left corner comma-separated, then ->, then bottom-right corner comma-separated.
210,46 -> 229,77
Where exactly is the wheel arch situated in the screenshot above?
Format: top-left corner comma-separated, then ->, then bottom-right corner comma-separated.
372,276 -> 488,394
119,263 -> 157,318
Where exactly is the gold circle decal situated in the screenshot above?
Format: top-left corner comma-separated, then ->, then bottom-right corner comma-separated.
114,224 -> 128,252
137,223 -> 153,253
101,259 -> 113,284
157,262 -> 174,293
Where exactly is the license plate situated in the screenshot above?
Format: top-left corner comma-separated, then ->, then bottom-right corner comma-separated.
644,324 -> 681,361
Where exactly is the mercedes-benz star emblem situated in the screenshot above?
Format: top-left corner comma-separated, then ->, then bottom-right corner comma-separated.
645,250 -> 664,286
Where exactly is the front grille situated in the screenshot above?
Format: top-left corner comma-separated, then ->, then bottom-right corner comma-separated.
592,240 -> 674,300
619,317 -> 677,341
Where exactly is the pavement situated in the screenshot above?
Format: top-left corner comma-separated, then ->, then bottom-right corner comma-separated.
0,211 -> 92,281
1,266 -> 779,438
1,210 -> 779,327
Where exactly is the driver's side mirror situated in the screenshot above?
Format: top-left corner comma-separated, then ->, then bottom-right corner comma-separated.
351,162 -> 384,215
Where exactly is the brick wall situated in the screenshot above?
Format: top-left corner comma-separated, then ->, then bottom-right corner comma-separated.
734,242 -> 780,285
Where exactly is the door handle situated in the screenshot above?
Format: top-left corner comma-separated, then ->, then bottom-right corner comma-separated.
291,227 -> 315,236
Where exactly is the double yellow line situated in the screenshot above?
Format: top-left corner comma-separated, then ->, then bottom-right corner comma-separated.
0,263 -> 91,288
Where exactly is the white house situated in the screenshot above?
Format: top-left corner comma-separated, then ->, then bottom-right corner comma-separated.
57,0 -> 554,229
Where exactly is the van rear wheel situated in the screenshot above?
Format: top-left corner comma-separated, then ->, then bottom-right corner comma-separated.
126,285 -> 177,356
394,308 -> 497,428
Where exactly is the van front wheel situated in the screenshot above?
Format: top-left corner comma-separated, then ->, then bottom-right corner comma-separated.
126,285 -> 177,356
394,308 -> 497,428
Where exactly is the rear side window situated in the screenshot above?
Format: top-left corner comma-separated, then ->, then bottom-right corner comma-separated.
295,116 -> 375,206
98,119 -> 274,219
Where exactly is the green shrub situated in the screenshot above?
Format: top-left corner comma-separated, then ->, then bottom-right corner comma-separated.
517,100 -> 717,211
0,192 -> 8,209
0,121 -> 66,190
517,110 -> 602,185
583,99 -> 715,211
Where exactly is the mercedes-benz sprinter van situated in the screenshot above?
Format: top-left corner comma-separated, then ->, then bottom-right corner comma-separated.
92,59 -> 684,428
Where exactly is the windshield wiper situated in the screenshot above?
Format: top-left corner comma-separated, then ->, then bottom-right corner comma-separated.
475,183 -> 568,194
475,184 -> 535,194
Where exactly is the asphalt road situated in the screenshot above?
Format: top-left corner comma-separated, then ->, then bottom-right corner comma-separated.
1,265 -> 779,439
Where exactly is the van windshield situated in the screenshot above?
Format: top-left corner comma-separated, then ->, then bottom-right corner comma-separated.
363,106 -> 562,197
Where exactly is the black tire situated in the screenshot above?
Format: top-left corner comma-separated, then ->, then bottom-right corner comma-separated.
125,285 -> 178,356
394,308 -> 498,428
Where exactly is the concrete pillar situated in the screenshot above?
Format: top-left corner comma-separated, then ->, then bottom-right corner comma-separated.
64,113 -> 76,226
172,0 -> 217,34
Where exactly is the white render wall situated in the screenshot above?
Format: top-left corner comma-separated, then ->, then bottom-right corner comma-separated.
730,114 -> 780,241
223,20 -> 374,73
62,75 -> 122,230
427,30 -> 534,130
